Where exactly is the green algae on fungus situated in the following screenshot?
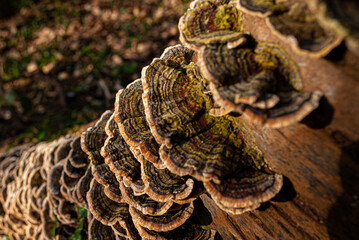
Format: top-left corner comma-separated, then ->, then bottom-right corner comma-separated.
114,79 -> 164,169
159,115 -> 268,183
142,45 -> 213,148
179,0 -> 246,50
199,41 -> 323,128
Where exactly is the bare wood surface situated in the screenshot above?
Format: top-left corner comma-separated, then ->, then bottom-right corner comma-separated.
199,13 -> 359,240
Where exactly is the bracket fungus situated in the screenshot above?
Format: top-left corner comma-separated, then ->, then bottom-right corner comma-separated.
237,0 -> 343,57
0,0 -> 328,238
142,45 -> 213,148
305,0 -> 359,55
179,0 -> 247,50
197,40 -> 323,127
114,79 -> 164,169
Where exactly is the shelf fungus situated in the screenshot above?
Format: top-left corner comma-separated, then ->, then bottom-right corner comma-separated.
86,178 -> 129,226
135,222 -> 216,240
130,202 -> 194,232
141,158 -> 200,204
237,0 -> 342,57
114,79 -> 164,169
198,41 -> 323,128
305,0 -> 359,55
142,45 -> 213,148
179,0 -> 247,50
101,113 -> 145,195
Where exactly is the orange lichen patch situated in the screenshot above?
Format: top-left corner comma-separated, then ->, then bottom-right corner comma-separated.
81,110 -> 113,165
204,169 -> 282,209
238,0 -> 342,57
130,202 -> 194,232
179,0 -> 246,51
86,178 -> 129,226
199,42 -> 322,127
142,46 -> 212,148
119,182 -> 174,216
114,80 -> 164,169
141,158 -> 196,203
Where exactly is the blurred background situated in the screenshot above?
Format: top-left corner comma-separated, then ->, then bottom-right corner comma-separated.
0,0 -> 189,151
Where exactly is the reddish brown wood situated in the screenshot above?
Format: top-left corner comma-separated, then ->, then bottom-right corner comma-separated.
199,13 -> 359,240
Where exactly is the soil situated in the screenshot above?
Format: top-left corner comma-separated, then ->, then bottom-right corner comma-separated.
0,0 -> 189,151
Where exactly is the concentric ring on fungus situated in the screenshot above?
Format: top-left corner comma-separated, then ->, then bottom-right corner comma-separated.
101,113 -> 145,195
86,178 -> 129,226
114,79 -> 164,169
204,169 -> 283,209
142,45 -> 213,148
140,157 -> 196,203
129,202 -> 194,232
198,41 -> 323,128
179,0 -> 247,50
88,217 -> 118,240
81,110 -> 113,166
119,182 -> 174,216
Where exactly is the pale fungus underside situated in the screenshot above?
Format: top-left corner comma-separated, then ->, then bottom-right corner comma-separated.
0,0 -> 327,238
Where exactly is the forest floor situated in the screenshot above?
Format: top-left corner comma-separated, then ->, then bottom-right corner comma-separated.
0,0 -> 189,152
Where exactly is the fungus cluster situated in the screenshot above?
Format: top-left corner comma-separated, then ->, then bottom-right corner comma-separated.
305,0 -> 359,55
237,0 -> 343,57
180,0 -> 323,127
0,0 -> 326,239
